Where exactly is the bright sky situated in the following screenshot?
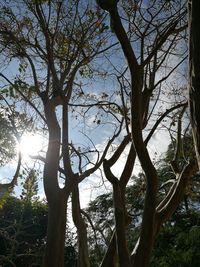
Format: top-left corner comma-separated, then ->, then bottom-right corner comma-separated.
18,133 -> 46,158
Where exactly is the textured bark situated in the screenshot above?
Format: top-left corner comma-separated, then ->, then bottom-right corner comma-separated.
189,0 -> 200,169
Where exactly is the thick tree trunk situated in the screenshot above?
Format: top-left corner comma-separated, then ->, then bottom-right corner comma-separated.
189,0 -> 200,169
43,194 -> 68,267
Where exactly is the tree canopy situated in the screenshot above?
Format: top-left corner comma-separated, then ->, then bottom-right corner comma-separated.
0,0 -> 199,267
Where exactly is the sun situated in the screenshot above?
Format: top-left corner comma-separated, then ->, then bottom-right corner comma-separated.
19,133 -> 45,158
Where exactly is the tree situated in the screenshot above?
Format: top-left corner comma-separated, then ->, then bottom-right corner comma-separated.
151,133 -> 200,267
151,211 -> 200,267
96,1 -> 197,266
0,1 -> 117,266
0,169 -> 78,267
0,0 -> 199,266
84,177 -> 144,266
84,132 -> 200,266
0,196 -> 47,266
0,99 -> 33,200
188,0 -> 200,169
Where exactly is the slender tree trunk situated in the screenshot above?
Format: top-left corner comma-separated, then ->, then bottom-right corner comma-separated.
189,0 -> 200,169
72,183 -> 90,267
113,183 -> 131,267
131,175 -> 157,267
42,99 -> 69,267
100,231 -> 117,267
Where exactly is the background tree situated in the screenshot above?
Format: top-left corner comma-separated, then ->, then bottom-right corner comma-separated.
0,169 -> 78,267
0,96 -> 34,200
188,0 -> 200,169
0,171 -> 48,267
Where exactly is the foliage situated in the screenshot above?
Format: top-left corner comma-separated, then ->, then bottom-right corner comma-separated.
0,195 -> 78,267
152,132 -> 200,266
0,196 -> 48,266
21,169 -> 39,202
0,112 -> 16,166
151,211 -> 200,267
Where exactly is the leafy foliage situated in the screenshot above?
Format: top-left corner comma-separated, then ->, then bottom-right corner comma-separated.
0,112 -> 16,166
0,196 -> 48,266
0,195 -> 78,267
21,169 -> 39,202
151,211 -> 200,267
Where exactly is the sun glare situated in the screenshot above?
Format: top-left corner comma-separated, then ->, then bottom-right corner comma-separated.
19,133 -> 44,158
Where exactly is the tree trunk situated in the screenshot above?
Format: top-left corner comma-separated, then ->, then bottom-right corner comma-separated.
189,0 -> 200,169
131,177 -> 157,267
42,194 -> 68,267
42,99 -> 69,267
113,183 -> 131,267
72,183 -> 90,267
100,231 -> 117,267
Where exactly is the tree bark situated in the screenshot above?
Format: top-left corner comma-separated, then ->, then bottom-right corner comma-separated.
113,182 -> 131,267
42,194 -> 68,267
102,142 -> 135,267
72,182 -> 90,267
100,231 -> 117,267
189,0 -> 200,169
42,99 -> 69,267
